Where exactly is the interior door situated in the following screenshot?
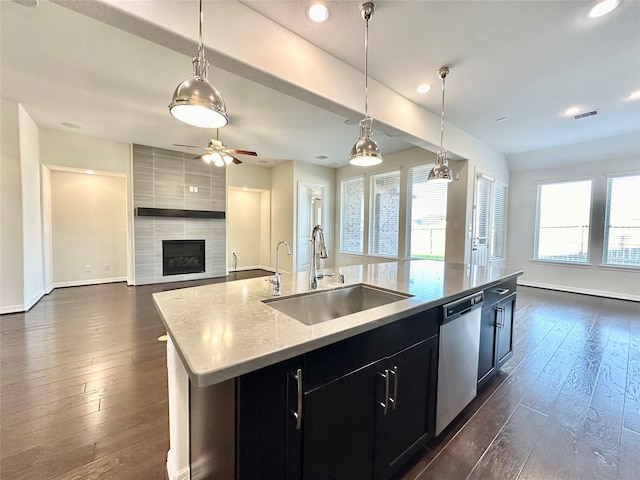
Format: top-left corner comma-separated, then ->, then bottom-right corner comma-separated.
471,173 -> 493,267
297,184 -> 324,270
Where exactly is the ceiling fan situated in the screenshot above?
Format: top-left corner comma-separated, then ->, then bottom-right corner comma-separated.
174,131 -> 257,166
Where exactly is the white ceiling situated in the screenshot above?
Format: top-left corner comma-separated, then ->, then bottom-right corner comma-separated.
2,0 -> 639,171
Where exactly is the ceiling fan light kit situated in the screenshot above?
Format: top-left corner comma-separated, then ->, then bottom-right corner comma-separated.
174,131 -> 257,168
169,0 -> 228,129
428,66 -> 454,183
349,2 -> 383,167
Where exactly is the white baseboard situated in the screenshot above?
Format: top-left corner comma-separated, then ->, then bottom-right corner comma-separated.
52,277 -> 127,289
0,289 -> 45,314
0,304 -> 26,315
24,289 -> 45,311
518,280 -> 640,302
166,454 -> 190,480
229,264 -> 273,272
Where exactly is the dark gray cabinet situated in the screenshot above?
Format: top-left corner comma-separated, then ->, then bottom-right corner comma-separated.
478,278 -> 517,390
236,307 -> 439,480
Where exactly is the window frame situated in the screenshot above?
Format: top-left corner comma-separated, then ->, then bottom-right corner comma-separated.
602,172 -> 640,269
368,169 -> 402,258
533,177 -> 594,265
339,175 -> 365,255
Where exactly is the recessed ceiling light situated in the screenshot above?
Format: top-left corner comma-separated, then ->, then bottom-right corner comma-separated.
588,0 -> 620,18
564,106 -> 581,116
307,3 -> 329,23
628,90 -> 640,100
417,83 -> 431,94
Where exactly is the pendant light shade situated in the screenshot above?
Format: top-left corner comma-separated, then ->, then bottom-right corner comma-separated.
350,117 -> 383,166
169,0 -> 228,129
349,2 -> 383,167
428,66 -> 454,183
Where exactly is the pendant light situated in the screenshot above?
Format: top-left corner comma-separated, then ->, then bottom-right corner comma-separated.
349,2 -> 383,167
169,0 -> 228,129
428,66 -> 454,182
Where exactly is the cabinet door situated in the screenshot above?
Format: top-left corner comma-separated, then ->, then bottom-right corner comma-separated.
496,294 -> 516,367
302,360 -> 380,480
374,335 -> 438,479
237,357 -> 302,480
477,306 -> 497,387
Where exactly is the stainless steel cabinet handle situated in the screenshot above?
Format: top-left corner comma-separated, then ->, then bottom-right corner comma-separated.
292,368 -> 302,430
496,306 -> 505,328
389,366 -> 398,410
493,287 -> 509,295
379,370 -> 389,415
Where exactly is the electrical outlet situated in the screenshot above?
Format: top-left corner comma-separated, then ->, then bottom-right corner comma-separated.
104,264 -> 110,271
85,265 -> 92,272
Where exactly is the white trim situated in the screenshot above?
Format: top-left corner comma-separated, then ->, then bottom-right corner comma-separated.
530,259 -> 592,267
229,264 -> 272,273
0,289 -> 46,314
517,279 -> 640,302
599,263 -> 640,272
0,304 -> 26,315
24,289 -> 45,311
52,277 -> 127,288
166,453 -> 190,480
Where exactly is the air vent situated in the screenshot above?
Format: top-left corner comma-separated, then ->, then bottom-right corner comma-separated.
573,110 -> 598,120
315,155 -> 329,160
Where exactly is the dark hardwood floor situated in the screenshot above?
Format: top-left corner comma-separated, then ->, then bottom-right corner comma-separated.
1,278 -> 638,479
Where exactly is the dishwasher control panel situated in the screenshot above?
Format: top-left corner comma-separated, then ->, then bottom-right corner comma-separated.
443,291 -> 484,320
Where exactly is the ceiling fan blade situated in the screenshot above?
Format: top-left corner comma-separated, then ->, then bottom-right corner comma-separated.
226,149 -> 257,156
192,153 -> 210,160
174,143 -> 209,150
231,156 -> 243,165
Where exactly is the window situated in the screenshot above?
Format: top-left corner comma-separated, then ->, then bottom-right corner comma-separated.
407,164 -> 447,260
369,171 -> 400,257
491,182 -> 507,260
340,176 -> 364,254
603,174 -> 640,267
472,174 -> 507,266
535,180 -> 592,263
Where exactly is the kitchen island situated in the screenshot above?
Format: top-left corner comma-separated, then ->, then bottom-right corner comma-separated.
153,260 -> 523,480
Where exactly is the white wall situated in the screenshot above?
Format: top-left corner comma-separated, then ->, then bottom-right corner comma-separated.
0,99 -> 25,313
18,105 -> 45,309
507,155 -> 640,300
294,162 -> 336,269
40,128 -> 133,286
270,162 -> 295,272
50,170 -> 127,286
227,188 -> 264,270
0,100 -> 47,314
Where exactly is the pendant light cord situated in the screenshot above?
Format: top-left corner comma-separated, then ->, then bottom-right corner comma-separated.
440,71 -> 446,150
364,16 -> 369,118
197,0 -> 204,63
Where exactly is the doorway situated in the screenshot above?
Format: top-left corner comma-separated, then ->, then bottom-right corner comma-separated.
297,183 -> 325,270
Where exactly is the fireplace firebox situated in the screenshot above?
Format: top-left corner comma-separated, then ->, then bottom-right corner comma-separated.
162,240 -> 205,276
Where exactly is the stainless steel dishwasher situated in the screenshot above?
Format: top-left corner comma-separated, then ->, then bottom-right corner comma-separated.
436,291 -> 484,435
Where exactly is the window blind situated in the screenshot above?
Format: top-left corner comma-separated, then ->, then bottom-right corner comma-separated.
369,171 -> 400,257
535,180 -> 592,263
491,182 -> 507,260
407,164 -> 448,260
603,174 -> 640,267
339,176 -> 365,254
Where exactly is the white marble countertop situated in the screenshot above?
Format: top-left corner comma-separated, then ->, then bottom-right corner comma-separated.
153,259 -> 523,387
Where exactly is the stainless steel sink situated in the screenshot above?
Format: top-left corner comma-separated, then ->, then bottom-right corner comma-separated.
262,283 -> 412,326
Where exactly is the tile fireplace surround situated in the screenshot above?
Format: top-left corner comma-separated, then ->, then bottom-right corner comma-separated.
132,144 -> 227,285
